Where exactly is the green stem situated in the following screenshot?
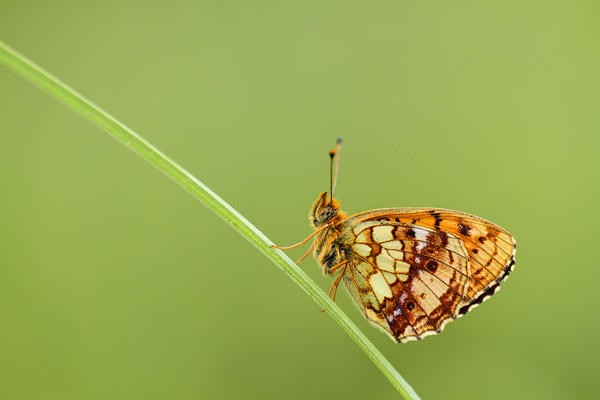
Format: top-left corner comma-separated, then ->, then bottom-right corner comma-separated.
0,39 -> 420,400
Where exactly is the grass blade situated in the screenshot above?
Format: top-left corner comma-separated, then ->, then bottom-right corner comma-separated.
0,39 -> 421,400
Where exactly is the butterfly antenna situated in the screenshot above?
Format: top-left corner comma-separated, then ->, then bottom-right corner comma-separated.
329,147 -> 335,203
332,138 -> 342,198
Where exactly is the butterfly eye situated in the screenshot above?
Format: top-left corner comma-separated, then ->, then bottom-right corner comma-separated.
318,207 -> 336,222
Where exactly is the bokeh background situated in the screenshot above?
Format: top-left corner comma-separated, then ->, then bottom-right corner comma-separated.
1,1 -> 599,399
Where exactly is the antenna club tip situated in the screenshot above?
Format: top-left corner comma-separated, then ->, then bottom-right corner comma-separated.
337,138 -> 342,144
329,149 -> 335,157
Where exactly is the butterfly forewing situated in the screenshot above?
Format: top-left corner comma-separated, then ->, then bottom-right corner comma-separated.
337,208 -> 516,342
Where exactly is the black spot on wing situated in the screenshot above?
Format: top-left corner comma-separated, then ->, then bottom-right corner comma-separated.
425,260 -> 438,272
458,223 -> 472,236
431,211 -> 442,230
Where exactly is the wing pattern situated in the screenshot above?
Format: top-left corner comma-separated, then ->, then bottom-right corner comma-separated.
338,209 -> 516,342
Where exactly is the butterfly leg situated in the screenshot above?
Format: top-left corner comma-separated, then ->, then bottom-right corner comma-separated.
295,241 -> 315,265
321,260 -> 348,312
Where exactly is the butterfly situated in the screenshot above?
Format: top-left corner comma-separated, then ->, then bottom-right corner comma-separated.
274,140 -> 516,343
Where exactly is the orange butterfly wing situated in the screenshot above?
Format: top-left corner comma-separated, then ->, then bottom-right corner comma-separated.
338,208 -> 516,342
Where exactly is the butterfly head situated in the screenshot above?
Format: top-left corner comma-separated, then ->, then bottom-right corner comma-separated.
309,192 -> 344,228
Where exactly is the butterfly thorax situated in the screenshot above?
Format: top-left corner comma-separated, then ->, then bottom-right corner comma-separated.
309,192 -> 350,276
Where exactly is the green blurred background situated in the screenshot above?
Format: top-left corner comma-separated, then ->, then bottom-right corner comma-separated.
1,1 -> 598,399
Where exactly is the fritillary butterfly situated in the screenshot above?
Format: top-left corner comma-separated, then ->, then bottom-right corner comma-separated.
274,140 -> 516,342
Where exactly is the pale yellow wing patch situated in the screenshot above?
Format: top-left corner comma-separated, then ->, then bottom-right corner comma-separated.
342,220 -> 471,342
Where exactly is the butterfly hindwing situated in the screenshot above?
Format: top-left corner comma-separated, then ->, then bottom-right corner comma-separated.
338,220 -> 469,342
